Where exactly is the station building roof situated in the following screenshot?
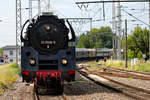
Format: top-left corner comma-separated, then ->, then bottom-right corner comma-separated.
2,45 -> 20,50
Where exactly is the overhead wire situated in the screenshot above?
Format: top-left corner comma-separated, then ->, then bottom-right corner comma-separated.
122,9 -> 149,27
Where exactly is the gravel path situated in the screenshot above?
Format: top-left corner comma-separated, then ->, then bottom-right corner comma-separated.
0,78 -> 35,100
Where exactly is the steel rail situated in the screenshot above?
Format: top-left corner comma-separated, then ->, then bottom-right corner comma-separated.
33,88 -> 70,100
62,93 -> 70,100
106,67 -> 150,76
34,93 -> 69,100
98,71 -> 150,80
78,70 -> 150,100
99,75 -> 150,94
104,68 -> 150,77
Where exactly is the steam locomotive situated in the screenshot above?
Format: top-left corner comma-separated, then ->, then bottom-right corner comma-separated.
21,12 -> 76,94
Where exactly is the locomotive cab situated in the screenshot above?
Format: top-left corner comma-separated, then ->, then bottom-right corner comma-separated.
21,12 -> 76,93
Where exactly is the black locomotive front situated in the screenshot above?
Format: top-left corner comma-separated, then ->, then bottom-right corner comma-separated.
21,12 -> 76,93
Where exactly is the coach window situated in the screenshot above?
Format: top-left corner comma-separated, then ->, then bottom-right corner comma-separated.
104,53 -> 107,56
19,51 -> 21,55
10,50 -> 13,55
99,53 -> 103,56
10,59 -> 13,62
0,59 -> 4,62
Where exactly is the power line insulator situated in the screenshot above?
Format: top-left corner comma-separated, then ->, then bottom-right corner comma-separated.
77,4 -> 82,9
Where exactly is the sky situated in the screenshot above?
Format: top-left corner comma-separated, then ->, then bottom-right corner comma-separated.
0,0 -> 149,47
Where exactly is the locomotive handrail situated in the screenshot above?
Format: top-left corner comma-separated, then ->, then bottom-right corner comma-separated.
20,19 -> 29,42
66,20 -> 76,42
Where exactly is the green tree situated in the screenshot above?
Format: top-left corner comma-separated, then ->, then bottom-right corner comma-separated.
95,40 -> 103,48
122,26 -> 149,58
98,26 -> 113,48
0,48 -> 3,55
77,26 -> 113,48
88,28 -> 99,48
77,34 -> 90,48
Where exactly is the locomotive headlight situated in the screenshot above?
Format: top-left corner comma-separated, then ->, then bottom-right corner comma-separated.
62,59 -> 68,65
29,59 -> 36,66
45,25 -> 51,31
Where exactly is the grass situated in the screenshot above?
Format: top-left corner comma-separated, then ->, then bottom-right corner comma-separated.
75,78 -> 85,82
0,63 -> 20,94
135,62 -> 150,72
87,60 -> 150,72
87,61 -> 99,68
127,77 -> 133,81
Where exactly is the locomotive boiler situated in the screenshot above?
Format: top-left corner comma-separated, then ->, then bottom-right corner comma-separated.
21,12 -> 76,94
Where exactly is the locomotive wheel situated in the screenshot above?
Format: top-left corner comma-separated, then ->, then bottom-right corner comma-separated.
34,85 -> 39,94
34,78 -> 39,94
57,85 -> 63,95
58,84 -> 64,95
56,80 -> 64,95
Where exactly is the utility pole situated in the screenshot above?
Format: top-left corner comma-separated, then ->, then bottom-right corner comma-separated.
16,0 -> 22,66
112,1 -> 117,59
29,0 -> 33,23
117,0 -> 121,60
38,0 -> 41,14
103,3 -> 105,21
29,0 -> 41,22
16,0 -> 41,66
47,0 -> 50,11
76,0 -> 135,60
125,19 -> 128,68
90,19 -> 93,30
76,0 -> 149,60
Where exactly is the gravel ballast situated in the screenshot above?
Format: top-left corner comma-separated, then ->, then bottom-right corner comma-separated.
0,72 -> 138,100
63,72 -> 136,100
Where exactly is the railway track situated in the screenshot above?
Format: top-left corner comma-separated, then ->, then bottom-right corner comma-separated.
100,67 -> 150,80
34,92 -> 70,100
104,66 -> 150,76
78,69 -> 150,100
97,71 -> 150,80
80,60 -> 150,77
80,64 -> 150,80
34,87 -> 70,100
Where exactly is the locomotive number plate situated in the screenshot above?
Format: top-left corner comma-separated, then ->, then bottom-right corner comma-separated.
41,41 -> 56,45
